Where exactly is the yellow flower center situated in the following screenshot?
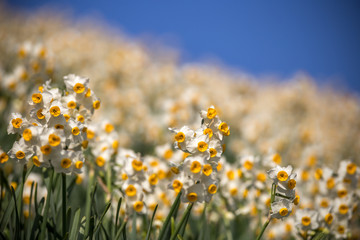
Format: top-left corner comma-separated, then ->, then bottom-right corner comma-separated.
190,161 -> 202,173
0,153 -> 9,163
171,167 -> 180,174
257,173 -> 267,182
272,153 -> 282,164
216,162 -> 222,171
112,140 -> 119,149
40,145 -> 52,155
301,170 -> 309,181
197,141 -> 208,152
326,178 -> 335,189
339,204 -> 348,215
125,185 -> 137,197
63,114 -> 70,122
293,195 -> 300,205
133,201 -> 144,212
72,127 -> 80,136
93,100 -> 100,109
75,175 -> 83,184
244,160 -> 253,170
279,207 -> 288,216
87,129 -> 95,139
207,107 -> 217,119
230,188 -> 238,196
105,123 -> 114,133
75,161 -> 83,169
172,180 -> 183,193
32,93 -> 42,104
12,118 -> 22,128
209,148 -> 217,158
96,156 -> 105,167
226,170 -> 235,180
85,89 -> 91,97
337,226 -> 345,234
32,156 -> 40,167
163,149 -> 173,160
73,83 -> 85,93
77,115 -> 85,123
315,168 -> 323,180
187,192 -> 198,202
346,163 -> 356,175
337,189 -> 347,198
67,101 -> 76,109
324,213 -> 333,225
218,122 -> 229,134
36,109 -> 44,119
61,158 -> 72,169
203,164 -> 212,176
82,140 -> 89,148
149,174 -> 158,185
54,124 -> 64,129
50,106 -> 61,117
277,171 -> 289,181
16,151 -> 25,159
320,199 -> 329,208
208,184 -> 217,194
175,132 -> 185,142
48,134 -> 61,146
287,179 -> 296,189
132,159 -> 143,171
301,216 -> 311,226
203,128 -> 213,138
121,173 -> 128,180
307,155 -> 317,167
23,129 -> 32,141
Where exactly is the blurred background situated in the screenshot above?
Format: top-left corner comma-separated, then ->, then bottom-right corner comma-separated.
4,0 -> 360,93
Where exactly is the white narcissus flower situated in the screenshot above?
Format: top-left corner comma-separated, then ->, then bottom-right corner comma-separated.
295,209 -> 319,231
181,183 -> 205,203
169,126 -> 194,151
7,112 -> 27,134
8,138 -> 34,164
270,198 -> 292,219
64,74 -> 90,97
268,165 -> 293,184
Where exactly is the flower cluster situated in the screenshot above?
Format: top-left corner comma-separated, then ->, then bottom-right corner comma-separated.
7,74 -> 100,174
267,165 -> 298,219
168,106 -> 230,203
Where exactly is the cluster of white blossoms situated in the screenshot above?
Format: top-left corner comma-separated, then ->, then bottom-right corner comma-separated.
168,106 -> 230,203
7,74 -> 100,173
267,164 -> 298,220
291,160 -> 360,239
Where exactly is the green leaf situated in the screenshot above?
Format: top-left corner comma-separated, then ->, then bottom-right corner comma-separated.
158,191 -> 182,240
115,198 -> 122,228
39,168 -> 54,240
170,203 -> 193,240
115,218 -> 127,240
145,204 -> 158,240
69,208 -> 81,240
11,186 -> 21,239
84,171 -> 95,237
94,202 -> 111,234
131,212 -> 137,240
311,232 -> 330,240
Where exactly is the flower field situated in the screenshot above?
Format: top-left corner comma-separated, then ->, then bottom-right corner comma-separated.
0,6 -> 359,240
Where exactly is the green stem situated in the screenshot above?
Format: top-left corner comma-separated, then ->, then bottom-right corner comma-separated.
39,168 -> 54,240
62,173 -> 67,238
170,203 -> 193,240
256,217 -> 271,240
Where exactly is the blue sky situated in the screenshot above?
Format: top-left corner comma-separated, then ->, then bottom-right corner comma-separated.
6,1 -> 360,93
